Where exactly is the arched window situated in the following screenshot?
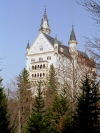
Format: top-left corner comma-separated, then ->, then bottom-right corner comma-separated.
43,64 -> 45,68
37,73 -> 39,77
40,65 -> 42,69
38,65 -> 39,68
40,73 -> 42,77
32,66 -> 34,69
32,74 -> 34,77
35,74 -> 36,78
43,73 -> 45,76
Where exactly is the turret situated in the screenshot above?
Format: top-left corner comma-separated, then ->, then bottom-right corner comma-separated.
68,25 -> 78,54
26,40 -> 30,54
39,8 -> 51,35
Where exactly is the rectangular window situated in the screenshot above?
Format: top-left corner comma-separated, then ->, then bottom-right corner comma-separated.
31,58 -> 35,62
47,56 -> 51,60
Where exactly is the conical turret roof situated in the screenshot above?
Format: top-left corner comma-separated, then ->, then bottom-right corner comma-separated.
26,40 -> 30,49
69,25 -> 76,41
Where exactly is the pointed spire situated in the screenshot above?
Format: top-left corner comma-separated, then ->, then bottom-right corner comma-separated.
54,35 -> 58,44
69,25 -> 76,41
26,40 -> 30,49
39,8 -> 51,34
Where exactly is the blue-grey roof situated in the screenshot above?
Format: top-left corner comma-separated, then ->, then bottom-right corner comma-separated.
70,26 -> 76,41
43,33 -> 88,59
39,9 -> 50,31
26,40 -> 30,49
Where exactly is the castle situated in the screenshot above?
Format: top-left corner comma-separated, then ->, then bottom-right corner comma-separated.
26,9 -> 95,89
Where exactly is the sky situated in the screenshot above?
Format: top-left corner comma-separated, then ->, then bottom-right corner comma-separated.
0,0 -> 96,86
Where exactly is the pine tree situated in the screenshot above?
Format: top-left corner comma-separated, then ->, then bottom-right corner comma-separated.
18,68 -> 31,131
46,64 -> 58,107
51,87 -> 71,133
27,81 -> 49,133
73,75 -> 100,133
0,79 -> 11,133
48,64 -> 57,91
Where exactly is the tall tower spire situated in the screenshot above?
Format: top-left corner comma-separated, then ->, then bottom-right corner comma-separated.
68,25 -> 78,54
39,7 -> 51,35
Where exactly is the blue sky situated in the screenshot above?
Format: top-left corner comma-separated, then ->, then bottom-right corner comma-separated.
0,0 -> 95,86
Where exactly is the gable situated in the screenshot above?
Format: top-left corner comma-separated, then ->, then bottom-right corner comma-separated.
28,32 -> 54,55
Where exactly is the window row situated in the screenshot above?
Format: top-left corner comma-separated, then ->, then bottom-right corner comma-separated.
31,56 -> 51,62
32,73 -> 45,78
32,64 -> 46,69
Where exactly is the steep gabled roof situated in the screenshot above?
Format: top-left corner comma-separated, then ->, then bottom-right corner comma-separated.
43,33 -> 89,59
43,33 -> 61,46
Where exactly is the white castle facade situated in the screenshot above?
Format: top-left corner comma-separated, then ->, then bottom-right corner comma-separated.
26,9 -> 95,88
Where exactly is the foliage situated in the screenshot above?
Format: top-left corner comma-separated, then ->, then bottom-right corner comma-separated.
73,75 -> 100,133
18,68 -> 32,130
27,82 -> 50,133
46,64 -> 58,107
0,79 -> 12,133
77,0 -> 100,71
51,87 -> 71,133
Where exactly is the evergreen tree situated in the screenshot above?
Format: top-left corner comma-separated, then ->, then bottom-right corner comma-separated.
46,64 -> 58,107
48,64 -> 57,91
18,68 -> 31,131
73,75 -> 100,133
51,87 -> 71,133
27,82 -> 50,133
0,79 -> 11,133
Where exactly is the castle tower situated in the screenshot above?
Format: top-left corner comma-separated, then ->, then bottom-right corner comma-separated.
39,8 -> 51,35
68,25 -> 78,55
